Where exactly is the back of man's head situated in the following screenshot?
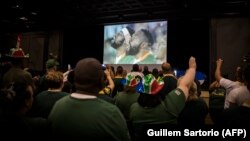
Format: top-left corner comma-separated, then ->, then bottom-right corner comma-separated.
10,57 -> 24,67
45,71 -> 64,89
132,64 -> 140,72
116,66 -> 123,75
161,62 -> 172,74
74,58 -> 104,94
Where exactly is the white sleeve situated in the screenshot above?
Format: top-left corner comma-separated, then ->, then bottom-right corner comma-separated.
220,78 -> 236,94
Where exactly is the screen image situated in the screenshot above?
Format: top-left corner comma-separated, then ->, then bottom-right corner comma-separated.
103,20 -> 167,64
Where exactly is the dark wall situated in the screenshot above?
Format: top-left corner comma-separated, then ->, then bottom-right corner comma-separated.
210,17 -> 250,82
62,25 -> 103,69
0,33 -> 16,56
167,18 -> 210,89
167,18 -> 209,74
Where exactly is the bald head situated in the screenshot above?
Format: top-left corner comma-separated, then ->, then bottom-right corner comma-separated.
161,62 -> 172,74
74,58 -> 104,94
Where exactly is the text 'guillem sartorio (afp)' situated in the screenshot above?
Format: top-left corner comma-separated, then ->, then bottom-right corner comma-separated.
147,128 -> 247,138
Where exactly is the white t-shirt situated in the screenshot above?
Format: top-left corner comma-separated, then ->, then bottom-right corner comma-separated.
219,78 -> 242,109
227,85 -> 250,107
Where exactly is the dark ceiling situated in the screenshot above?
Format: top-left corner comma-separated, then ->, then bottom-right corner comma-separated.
0,0 -> 249,31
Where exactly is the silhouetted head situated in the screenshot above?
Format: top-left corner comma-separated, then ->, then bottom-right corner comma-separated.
132,64 -> 140,72
0,81 -> 33,114
162,62 -> 172,73
74,58 -> 104,95
116,66 -> 123,76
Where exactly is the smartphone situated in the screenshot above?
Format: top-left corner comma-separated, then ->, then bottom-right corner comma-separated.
102,64 -> 106,70
68,64 -> 71,71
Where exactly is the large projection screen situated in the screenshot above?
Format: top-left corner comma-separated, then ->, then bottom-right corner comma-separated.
104,20 -> 167,65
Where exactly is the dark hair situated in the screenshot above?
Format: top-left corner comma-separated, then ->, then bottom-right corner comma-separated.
116,66 -> 123,75
137,94 -> 161,108
126,26 -> 135,36
194,79 -> 202,96
10,57 -> 24,67
142,66 -> 150,76
141,29 -> 154,46
110,66 -> 115,74
132,64 -> 140,72
143,66 -> 149,71
158,70 -> 163,77
152,68 -> 159,79
152,68 -> 159,74
0,82 -> 31,113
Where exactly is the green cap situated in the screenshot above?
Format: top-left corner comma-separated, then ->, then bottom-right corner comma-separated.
46,59 -> 59,69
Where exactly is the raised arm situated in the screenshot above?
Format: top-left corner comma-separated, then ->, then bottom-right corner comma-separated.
104,69 -> 115,92
177,56 -> 197,100
215,58 -> 223,82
